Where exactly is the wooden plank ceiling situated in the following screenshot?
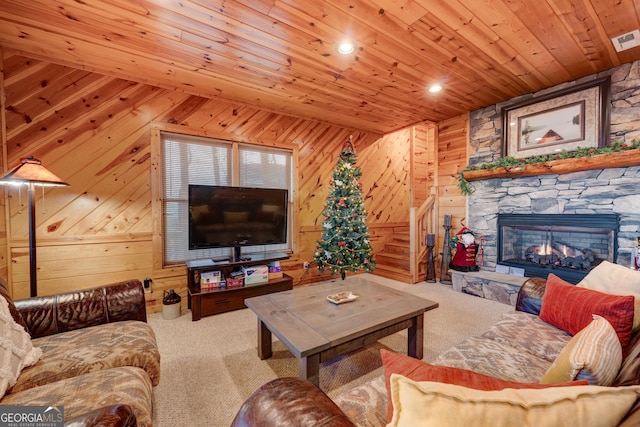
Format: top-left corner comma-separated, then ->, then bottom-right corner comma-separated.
1,0 -> 639,134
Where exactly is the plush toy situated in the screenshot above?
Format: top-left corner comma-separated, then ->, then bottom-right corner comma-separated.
449,227 -> 479,272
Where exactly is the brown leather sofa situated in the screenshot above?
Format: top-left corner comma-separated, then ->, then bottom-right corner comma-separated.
231,277 -> 640,426
0,279 -> 160,427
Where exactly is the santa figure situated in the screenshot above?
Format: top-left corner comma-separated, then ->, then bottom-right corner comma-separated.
449,227 -> 479,272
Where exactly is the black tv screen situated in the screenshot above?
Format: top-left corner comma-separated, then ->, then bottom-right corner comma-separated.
188,185 -> 288,250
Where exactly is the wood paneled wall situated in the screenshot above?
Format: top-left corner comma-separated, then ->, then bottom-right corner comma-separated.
412,125 -> 437,207
1,50 -> 428,311
437,114 -> 469,265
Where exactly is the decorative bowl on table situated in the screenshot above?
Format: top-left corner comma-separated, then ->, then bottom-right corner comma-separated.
327,291 -> 359,304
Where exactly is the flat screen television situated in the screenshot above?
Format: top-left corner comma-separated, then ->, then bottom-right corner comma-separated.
188,185 -> 289,253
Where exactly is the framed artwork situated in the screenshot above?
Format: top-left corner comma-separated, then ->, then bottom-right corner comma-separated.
501,76 -> 610,158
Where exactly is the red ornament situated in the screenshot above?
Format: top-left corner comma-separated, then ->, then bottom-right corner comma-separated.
353,212 -> 358,217
338,241 -> 346,246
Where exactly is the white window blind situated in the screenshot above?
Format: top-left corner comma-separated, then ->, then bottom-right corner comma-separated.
161,133 -> 292,265
239,143 -> 292,189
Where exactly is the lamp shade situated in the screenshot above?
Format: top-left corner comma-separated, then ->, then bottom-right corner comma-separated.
0,156 -> 69,187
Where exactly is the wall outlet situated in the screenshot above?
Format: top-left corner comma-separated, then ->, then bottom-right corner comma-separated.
143,278 -> 153,294
303,262 -> 310,269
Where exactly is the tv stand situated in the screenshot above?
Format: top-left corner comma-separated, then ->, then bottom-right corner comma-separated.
186,252 -> 292,321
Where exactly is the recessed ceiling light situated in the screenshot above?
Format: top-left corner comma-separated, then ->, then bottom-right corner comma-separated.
337,41 -> 355,55
428,84 -> 442,93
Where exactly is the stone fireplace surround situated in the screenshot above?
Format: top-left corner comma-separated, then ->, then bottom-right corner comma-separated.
464,60 -> 640,283
467,164 -> 639,274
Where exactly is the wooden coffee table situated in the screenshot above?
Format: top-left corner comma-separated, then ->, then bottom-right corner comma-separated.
244,277 -> 439,386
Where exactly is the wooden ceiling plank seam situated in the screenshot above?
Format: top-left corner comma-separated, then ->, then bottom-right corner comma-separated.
0,19 -> 420,133
1,0 -> 640,135
548,0 -> 627,69
0,2 -> 301,83
366,0 -> 428,26
145,0 -> 360,80
409,0 -> 552,89
317,0 -> 543,92
148,1 -> 468,120
462,0 -> 577,81
408,17 -> 529,97
272,0 -> 515,103
164,0 -> 500,118
2,33 -> 393,132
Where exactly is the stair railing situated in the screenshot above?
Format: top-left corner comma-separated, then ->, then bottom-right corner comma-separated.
409,195 -> 437,283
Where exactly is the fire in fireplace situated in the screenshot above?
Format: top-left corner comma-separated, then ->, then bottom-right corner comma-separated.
497,214 -> 619,284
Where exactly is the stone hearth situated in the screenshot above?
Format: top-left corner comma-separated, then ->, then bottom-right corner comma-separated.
451,271 -> 527,306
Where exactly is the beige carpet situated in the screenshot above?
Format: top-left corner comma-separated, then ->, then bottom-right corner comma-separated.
147,274 -> 512,427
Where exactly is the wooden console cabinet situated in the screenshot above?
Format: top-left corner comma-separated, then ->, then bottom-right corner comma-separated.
186,253 -> 292,321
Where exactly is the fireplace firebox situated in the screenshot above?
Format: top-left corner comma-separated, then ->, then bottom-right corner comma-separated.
497,214 -> 618,284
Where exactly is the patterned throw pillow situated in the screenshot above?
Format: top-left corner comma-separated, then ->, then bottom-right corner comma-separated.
387,374 -> 640,427
0,295 -> 42,395
540,274 -> 635,346
541,314 -> 623,386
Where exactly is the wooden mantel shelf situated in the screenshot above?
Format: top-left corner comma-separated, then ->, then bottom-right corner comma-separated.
462,149 -> 640,182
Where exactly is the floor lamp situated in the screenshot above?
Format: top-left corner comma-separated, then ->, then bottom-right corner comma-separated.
0,157 -> 69,297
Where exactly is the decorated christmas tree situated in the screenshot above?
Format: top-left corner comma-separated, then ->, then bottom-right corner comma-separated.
313,137 -> 376,279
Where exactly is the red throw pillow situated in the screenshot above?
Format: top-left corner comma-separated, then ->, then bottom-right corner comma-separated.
380,349 -> 588,422
539,274 -> 635,346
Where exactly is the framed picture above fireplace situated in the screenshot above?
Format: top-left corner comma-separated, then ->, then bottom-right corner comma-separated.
501,76 -> 610,159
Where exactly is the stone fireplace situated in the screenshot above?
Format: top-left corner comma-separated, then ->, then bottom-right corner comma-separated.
497,213 -> 618,284
464,63 -> 640,279
466,167 -> 638,280
450,61 -> 640,304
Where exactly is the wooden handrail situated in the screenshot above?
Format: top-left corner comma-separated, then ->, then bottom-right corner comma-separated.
410,195 -> 437,283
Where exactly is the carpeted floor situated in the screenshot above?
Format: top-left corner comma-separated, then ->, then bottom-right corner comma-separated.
147,274 -> 513,427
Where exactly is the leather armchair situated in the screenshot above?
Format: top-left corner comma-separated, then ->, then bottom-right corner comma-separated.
231,377 -> 355,427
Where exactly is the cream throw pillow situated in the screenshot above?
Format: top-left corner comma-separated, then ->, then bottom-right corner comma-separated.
0,295 -> 41,395
577,261 -> 640,330
387,374 -> 640,427
541,314 -> 622,386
